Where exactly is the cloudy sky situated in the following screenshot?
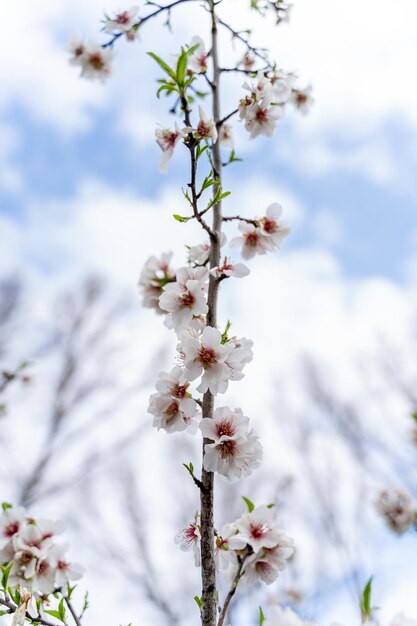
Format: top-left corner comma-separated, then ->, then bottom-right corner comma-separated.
1,0 -> 417,624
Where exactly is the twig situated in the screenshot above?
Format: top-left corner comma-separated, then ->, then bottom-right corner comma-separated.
64,597 -> 83,626
222,215 -> 259,227
217,549 -> 250,626
0,598 -> 58,626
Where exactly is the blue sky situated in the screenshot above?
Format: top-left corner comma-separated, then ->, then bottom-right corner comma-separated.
1,1 -> 417,624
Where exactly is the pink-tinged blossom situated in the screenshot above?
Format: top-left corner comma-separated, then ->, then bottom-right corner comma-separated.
227,505 -> 293,554
11,589 -> 38,626
155,124 -> 189,174
160,278 -> 208,332
188,36 -> 208,73
243,537 -> 295,585
180,326 -> 237,395
215,527 -> 239,571
0,505 -> 83,595
291,85 -> 314,114
263,606 -> 312,626
148,383 -> 200,434
188,241 -> 211,265
241,52 -> 256,72
231,205 -> 290,259
210,258 -> 250,279
138,252 -> 176,313
79,43 -> 113,82
376,488 -> 416,535
243,74 -> 274,100
197,107 -> 218,143
231,223 -> 270,260
0,506 -> 25,548
49,543 -> 84,587
200,407 -> 262,481
175,266 -> 209,290
270,70 -> 294,104
175,513 -> 201,566
261,203 -> 291,248
244,99 -> 283,139
103,6 -> 139,39
219,123 -> 234,149
66,35 -> 87,67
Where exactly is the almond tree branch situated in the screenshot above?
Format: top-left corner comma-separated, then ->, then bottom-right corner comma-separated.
0,598 -> 59,626
217,549 -> 250,626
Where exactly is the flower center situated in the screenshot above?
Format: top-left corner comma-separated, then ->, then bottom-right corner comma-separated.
198,346 -> 217,368
179,291 -> 195,308
245,231 -> 259,247
88,53 -> 105,70
38,560 -> 50,575
115,11 -> 130,24
172,383 -> 188,399
164,401 -> 179,417
4,521 -> 19,538
255,108 -> 269,122
263,218 -> 277,234
57,560 -> 69,571
250,523 -> 269,539
219,439 -> 237,458
216,418 -> 235,438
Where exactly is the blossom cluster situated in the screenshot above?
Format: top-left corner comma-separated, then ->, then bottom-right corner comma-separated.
176,504 -> 294,586
376,488 -> 416,535
0,504 -> 83,595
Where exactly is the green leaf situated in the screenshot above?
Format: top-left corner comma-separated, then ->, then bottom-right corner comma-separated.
147,52 -> 176,81
194,595 -> 203,609
173,214 -> 191,223
359,577 -> 378,623
242,496 -> 255,512
66,583 -> 76,600
412,411 -> 417,423
183,462 -> 194,476
266,503 -> 275,509
259,606 -> 265,626
176,48 -> 188,85
221,320 -> 232,344
44,610 -> 66,623
1,502 -> 12,511
1,562 -> 13,589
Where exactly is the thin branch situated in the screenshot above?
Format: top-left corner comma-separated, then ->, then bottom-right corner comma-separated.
217,108 -> 239,128
217,550 -> 250,626
222,215 -> 259,227
103,0 -> 199,48
64,597 -> 83,626
0,598 -> 58,626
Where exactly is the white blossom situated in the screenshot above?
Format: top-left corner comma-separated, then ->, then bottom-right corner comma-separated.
244,98 -> 283,139
103,6 -> 139,40
260,203 -> 291,248
197,107 -> 218,143
227,505 -> 293,554
376,488 -> 416,535
219,124 -> 234,149
148,367 -> 200,433
188,241 -> 211,265
160,277 -> 208,332
200,407 -> 262,480
175,513 -> 201,566
138,252 -> 176,312
0,506 -> 25,548
215,527 -> 239,571
11,589 -> 38,626
231,205 -> 290,259
180,326 -> 251,395
241,52 -> 256,72
210,258 -> 250,279
66,35 -> 87,67
231,222 -> 270,260
291,85 -> 314,114
0,505 -> 82,595
155,123 -> 189,174
79,43 -> 113,82
188,36 -> 209,73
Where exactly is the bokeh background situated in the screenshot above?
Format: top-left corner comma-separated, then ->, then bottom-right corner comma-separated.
1,1 -> 417,624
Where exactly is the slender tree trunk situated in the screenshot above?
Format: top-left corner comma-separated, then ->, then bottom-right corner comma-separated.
200,2 -> 223,625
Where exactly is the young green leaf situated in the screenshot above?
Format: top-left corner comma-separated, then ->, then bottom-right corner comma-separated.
147,52 -> 177,81
259,606 -> 266,626
173,214 -> 191,223
359,577 -> 378,623
242,496 -> 255,512
194,595 -> 203,609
